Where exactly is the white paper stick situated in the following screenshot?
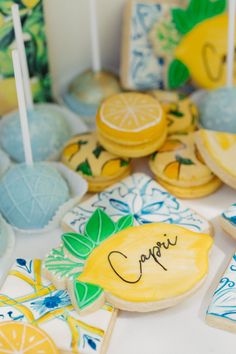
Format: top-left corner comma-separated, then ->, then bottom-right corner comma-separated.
227,0 -> 236,87
12,50 -> 33,166
12,4 -> 33,110
89,0 -> 101,72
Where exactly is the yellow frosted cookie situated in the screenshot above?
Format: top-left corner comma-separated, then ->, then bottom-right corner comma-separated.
195,129 -> 236,189
61,132 -> 131,192
150,90 -> 198,134
149,132 -> 222,197
96,92 -> 167,157
44,209 -> 213,315
0,321 -> 59,353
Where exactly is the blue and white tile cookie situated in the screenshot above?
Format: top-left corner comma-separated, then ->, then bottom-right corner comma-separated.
207,253 -> 236,333
220,204 -> 236,240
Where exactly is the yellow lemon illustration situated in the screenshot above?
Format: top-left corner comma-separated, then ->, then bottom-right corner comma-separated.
0,321 -> 59,353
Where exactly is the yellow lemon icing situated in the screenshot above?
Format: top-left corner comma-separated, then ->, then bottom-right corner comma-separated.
200,130 -> 236,177
78,223 -> 212,304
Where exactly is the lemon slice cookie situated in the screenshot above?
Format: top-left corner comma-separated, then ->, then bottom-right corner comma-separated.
0,321 -> 58,354
61,132 -> 131,192
44,208 -> 213,315
149,132 -> 222,198
196,129 -> 236,189
150,90 -> 198,134
96,92 -> 167,157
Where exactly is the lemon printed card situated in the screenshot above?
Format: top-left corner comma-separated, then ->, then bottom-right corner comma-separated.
62,173 -> 212,235
0,258 -> 116,354
0,0 -> 51,117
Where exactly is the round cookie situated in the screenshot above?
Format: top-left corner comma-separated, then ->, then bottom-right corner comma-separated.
149,132 -> 222,198
150,90 -> 198,134
96,92 -> 167,158
61,132 -> 131,192
44,209 -> 213,315
195,129 -> 236,189
0,321 -> 59,354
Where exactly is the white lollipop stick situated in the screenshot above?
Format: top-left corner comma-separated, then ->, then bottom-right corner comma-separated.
12,50 -> 33,166
12,4 -> 33,110
227,0 -> 236,87
89,0 -> 101,72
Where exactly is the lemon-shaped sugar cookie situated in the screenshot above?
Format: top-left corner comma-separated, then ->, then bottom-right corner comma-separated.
0,321 -> 59,354
150,90 -> 198,134
196,129 -> 236,189
44,209 -> 213,314
61,132 -> 131,192
96,93 -> 167,157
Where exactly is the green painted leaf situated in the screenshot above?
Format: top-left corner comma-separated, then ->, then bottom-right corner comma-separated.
76,159 -> 93,176
62,233 -> 95,260
116,215 -> 134,232
43,247 -> 83,279
168,59 -> 190,89
93,145 -> 105,158
169,109 -> 184,118
172,0 -> 226,35
0,20 -> 14,49
85,209 -> 116,245
120,159 -> 130,167
73,280 -> 103,310
176,155 -> 194,165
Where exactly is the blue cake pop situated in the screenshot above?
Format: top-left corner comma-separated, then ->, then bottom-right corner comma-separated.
0,163 -> 70,229
199,87 -> 236,133
0,103 -> 71,162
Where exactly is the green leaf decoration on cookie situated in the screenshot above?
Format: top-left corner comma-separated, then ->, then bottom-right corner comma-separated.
85,208 -> 116,245
62,233 -> 94,260
172,0 -> 226,35
93,145 -> 105,158
169,108 -> 184,118
168,59 -> 190,89
120,159 -> 130,167
73,280 -> 104,310
76,159 -> 93,176
44,247 -> 83,279
176,155 -> 194,165
116,215 -> 134,232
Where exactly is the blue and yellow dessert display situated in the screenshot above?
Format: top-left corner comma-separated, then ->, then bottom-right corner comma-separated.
0,163 -> 70,230
61,132 -> 131,192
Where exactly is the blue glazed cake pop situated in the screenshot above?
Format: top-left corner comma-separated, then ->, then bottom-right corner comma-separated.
0,163 -> 70,229
0,103 -> 71,162
199,87 -> 236,133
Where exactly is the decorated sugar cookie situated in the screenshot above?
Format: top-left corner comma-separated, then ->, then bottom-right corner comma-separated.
44,208 -> 213,314
61,132 -> 131,192
219,203 -> 236,240
195,129 -> 236,189
96,93 -> 167,158
150,90 -> 198,134
165,0 -> 232,89
0,321 -> 59,353
206,253 -> 236,333
149,132 -> 222,198
0,258 -> 116,354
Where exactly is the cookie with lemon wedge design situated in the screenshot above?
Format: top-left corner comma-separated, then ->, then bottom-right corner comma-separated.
61,132 -> 131,192
149,132 -> 222,198
96,92 -> 167,158
44,208 -> 213,315
196,129 -> 236,189
0,321 -> 59,354
150,90 -> 198,134
165,0 -> 231,89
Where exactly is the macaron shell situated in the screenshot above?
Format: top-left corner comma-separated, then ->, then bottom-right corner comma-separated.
149,133 -> 214,187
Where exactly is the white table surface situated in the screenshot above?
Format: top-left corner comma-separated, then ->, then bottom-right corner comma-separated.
3,162 -> 236,354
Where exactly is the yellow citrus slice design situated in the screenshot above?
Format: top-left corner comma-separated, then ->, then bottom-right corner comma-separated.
0,321 -> 59,354
99,93 -> 163,132
200,130 -> 236,176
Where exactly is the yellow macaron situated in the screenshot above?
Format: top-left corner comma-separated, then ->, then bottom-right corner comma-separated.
96,92 -> 167,157
61,132 -> 131,192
